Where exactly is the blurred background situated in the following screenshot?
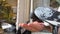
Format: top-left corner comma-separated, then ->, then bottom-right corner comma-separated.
0,0 -> 17,34
18,0 -> 60,34
0,0 -> 60,34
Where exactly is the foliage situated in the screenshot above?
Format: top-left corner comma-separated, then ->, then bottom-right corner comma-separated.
0,0 -> 13,23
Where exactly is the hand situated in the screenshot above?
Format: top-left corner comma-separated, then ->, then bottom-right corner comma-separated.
19,21 -> 45,32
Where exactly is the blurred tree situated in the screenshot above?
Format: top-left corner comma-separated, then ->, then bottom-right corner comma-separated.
0,0 -> 14,23
50,0 -> 60,8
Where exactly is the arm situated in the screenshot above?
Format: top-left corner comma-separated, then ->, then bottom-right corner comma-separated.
44,25 -> 53,32
19,21 -> 53,32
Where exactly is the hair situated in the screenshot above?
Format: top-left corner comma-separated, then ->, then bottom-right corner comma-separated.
31,12 -> 43,22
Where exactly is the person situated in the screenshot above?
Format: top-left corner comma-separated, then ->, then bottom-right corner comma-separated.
19,0 -> 60,34
19,7 -> 54,32
19,7 -> 60,34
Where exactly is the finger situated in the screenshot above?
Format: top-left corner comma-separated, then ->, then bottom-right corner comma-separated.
34,21 -> 45,29
27,26 -> 40,32
19,23 -> 38,32
28,23 -> 40,31
19,23 -> 25,27
23,24 -> 39,32
28,22 -> 44,31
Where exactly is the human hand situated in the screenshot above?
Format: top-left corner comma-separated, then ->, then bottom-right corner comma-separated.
19,21 -> 45,32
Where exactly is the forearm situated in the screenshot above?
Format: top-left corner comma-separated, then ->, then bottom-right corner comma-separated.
44,25 -> 53,32
44,26 -> 60,34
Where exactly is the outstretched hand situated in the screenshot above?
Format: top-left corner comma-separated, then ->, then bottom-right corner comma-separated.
19,21 -> 45,32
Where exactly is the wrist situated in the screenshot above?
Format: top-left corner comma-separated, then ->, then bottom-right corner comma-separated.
44,25 -> 53,32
